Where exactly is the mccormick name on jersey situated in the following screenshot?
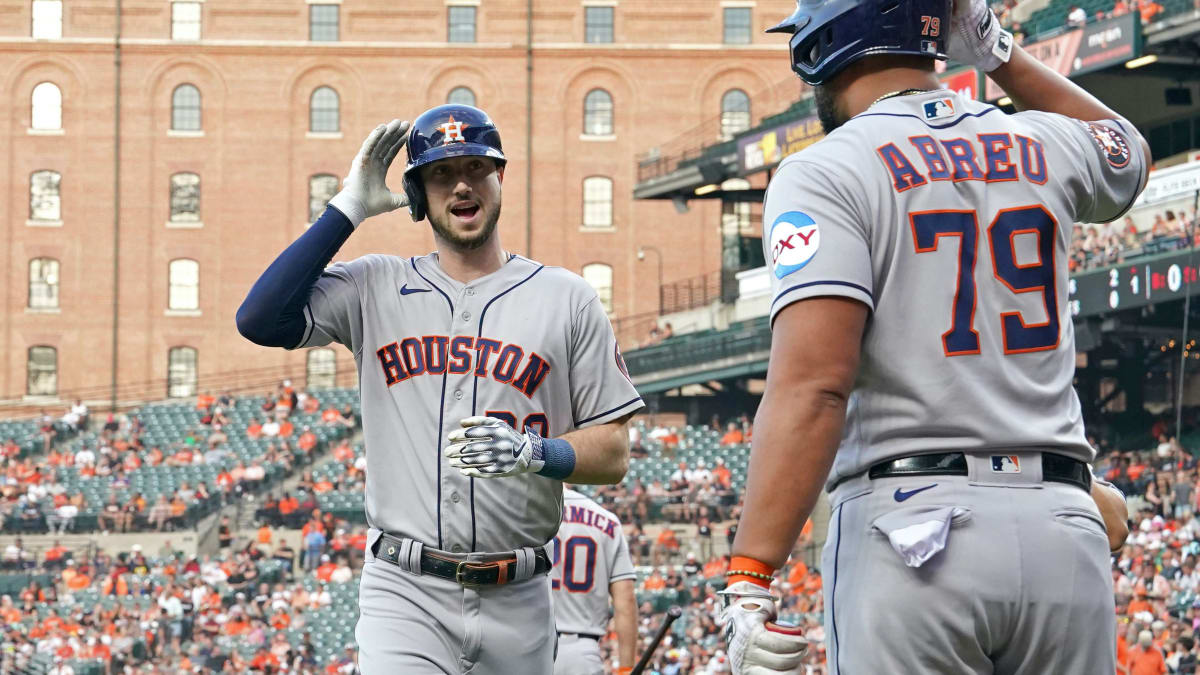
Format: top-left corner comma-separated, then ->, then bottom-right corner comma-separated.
876,132 -> 1049,193
562,504 -> 619,539
375,335 -> 550,398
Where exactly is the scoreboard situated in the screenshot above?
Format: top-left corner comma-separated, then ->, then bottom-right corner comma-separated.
1070,248 -> 1200,318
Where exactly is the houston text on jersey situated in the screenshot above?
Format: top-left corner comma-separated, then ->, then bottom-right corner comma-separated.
375,335 -> 551,397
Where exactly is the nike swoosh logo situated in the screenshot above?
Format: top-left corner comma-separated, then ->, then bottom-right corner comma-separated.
893,484 -> 938,502
400,284 -> 431,296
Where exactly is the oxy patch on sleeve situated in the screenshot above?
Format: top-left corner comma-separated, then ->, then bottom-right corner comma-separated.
769,211 -> 821,279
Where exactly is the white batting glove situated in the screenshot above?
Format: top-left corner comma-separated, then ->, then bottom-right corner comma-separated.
327,119 -> 411,228
444,416 -> 545,478
718,581 -> 808,674
947,0 -> 1014,73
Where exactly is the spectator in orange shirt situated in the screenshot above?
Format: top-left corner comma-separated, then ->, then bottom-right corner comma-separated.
719,422 -> 745,446
278,420 -> 294,437
316,555 -> 337,582
654,528 -> 680,565
302,393 -> 321,414
713,458 -> 732,489
225,611 -> 251,636
298,428 -> 317,452
1128,630 -> 1167,675
1138,0 -> 1163,23
247,418 -> 263,439
643,568 -> 667,591
333,440 -> 355,463
313,478 -> 335,493
270,609 -> 291,630
257,524 -> 273,546
148,446 -> 164,466
322,407 -> 343,424
196,392 -> 215,411
702,555 -> 728,579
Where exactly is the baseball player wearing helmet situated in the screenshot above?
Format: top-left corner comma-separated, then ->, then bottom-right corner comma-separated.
720,1 -> 1146,673
236,104 -> 644,674
550,488 -> 638,675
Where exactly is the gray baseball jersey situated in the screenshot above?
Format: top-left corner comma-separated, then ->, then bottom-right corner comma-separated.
297,252 -> 644,553
763,89 -> 1144,489
551,488 -> 636,636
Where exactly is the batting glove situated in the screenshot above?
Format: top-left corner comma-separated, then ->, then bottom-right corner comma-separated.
444,416 -> 545,478
718,581 -> 808,675
946,0 -> 1014,73
327,119 -> 411,228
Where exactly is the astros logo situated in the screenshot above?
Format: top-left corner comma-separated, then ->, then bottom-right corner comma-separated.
437,115 -> 469,143
770,211 -> 820,279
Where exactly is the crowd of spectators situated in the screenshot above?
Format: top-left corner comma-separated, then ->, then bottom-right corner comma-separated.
1070,209 -> 1200,274
992,0 -> 1173,45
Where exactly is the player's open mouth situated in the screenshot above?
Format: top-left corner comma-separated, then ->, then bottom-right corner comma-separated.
451,202 -> 480,223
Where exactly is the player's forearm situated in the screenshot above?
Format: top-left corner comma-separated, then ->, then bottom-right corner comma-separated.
610,579 -> 637,668
990,46 -> 1121,121
235,206 -> 354,348
731,382 -> 847,569
559,417 -> 631,484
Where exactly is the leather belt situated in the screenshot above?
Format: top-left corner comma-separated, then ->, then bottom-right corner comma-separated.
867,452 -> 1092,493
372,533 -> 551,587
558,632 -> 601,641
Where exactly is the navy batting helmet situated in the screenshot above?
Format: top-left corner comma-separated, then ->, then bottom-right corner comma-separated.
767,0 -> 951,86
403,104 -> 506,222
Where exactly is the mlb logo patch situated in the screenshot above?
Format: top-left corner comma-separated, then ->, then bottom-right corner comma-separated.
991,455 -> 1021,473
923,97 -> 955,121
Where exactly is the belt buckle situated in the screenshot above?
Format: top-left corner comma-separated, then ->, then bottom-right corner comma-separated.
454,560 -> 481,588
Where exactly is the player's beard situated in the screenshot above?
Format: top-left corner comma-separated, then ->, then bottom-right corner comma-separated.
814,85 -> 845,135
428,201 -> 501,252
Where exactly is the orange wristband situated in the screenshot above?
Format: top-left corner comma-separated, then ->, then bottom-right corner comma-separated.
727,555 -> 776,589
616,668 -> 633,675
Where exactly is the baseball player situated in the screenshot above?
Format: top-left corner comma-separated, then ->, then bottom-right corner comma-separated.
719,0 -> 1146,673
551,487 -> 638,675
236,104 -> 644,674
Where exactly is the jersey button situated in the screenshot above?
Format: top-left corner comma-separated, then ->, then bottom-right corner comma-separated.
466,288 -> 475,296
451,544 -> 464,553
461,311 -> 472,322
453,389 -> 463,400
451,492 -> 461,503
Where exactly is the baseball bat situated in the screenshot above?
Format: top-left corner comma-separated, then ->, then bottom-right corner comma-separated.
629,605 -> 683,675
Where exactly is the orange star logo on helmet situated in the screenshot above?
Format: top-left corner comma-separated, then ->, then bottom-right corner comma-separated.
437,115 -> 470,144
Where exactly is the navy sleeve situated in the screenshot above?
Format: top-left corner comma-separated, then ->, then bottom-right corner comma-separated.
235,206 -> 355,348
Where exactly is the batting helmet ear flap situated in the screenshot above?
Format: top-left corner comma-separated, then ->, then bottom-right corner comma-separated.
404,173 -> 426,222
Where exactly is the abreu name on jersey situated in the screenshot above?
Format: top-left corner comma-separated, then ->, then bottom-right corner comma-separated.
375,335 -> 550,398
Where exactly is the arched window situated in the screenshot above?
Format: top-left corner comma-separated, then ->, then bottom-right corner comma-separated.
310,86 -> 340,133
31,0 -> 62,39
720,89 -> 751,140
168,259 -> 200,311
309,174 -> 339,223
172,84 -> 201,131
307,349 -> 337,389
27,346 -> 57,396
168,347 -> 198,398
582,263 -> 614,314
447,86 -> 476,107
170,172 -> 200,223
583,89 -> 613,136
582,176 -> 613,229
29,258 -> 59,309
31,82 -> 61,130
30,170 -> 61,222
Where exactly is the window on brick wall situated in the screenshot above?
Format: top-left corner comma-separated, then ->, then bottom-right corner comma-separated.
27,346 -> 57,396
310,86 -> 340,133
168,347 -> 198,398
582,263 -> 614,314
32,0 -> 62,39
448,6 -> 476,43
585,6 -> 614,43
28,258 -> 59,310
30,170 -> 61,222
172,84 -> 201,131
31,82 -> 61,130
310,4 -> 338,41
168,259 -> 200,311
172,1 -> 201,40
583,89 -> 613,136
447,86 -> 476,106
723,7 -> 752,44
582,176 -> 613,228
307,349 -> 337,389
170,172 -> 200,223
720,89 -> 751,140
309,174 -> 339,223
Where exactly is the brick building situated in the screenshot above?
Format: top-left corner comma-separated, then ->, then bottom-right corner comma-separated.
1,0 -> 799,406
